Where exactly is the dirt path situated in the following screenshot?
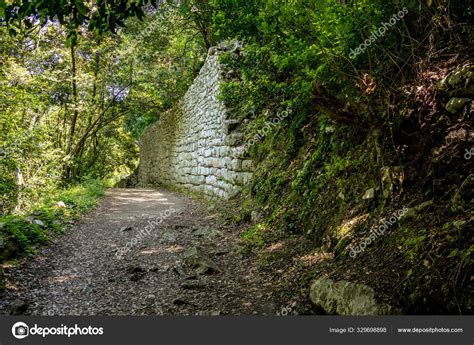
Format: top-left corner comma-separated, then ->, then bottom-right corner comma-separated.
0,188 -> 277,315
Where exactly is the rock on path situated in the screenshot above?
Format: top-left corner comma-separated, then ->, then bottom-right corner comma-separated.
0,188 -> 276,315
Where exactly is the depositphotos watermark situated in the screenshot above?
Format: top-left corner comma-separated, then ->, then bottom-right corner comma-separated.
11,321 -> 104,339
349,7 -> 408,59
276,304 -> 295,316
241,108 -> 292,154
464,148 -> 474,159
349,206 -> 408,258
115,207 -> 179,259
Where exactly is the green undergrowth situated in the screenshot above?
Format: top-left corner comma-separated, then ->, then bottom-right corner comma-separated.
232,110 -> 473,313
0,178 -> 108,264
227,85 -> 473,314
394,213 -> 473,313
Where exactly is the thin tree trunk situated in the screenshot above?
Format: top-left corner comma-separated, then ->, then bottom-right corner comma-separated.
68,44 -> 79,156
66,44 -> 79,181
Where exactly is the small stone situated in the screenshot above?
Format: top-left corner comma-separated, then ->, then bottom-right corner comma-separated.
55,201 -> 67,208
196,265 -> 217,275
401,200 -> 433,220
33,219 -> 45,228
120,226 -> 133,232
250,211 -> 259,222
213,248 -> 229,256
362,188 -> 375,199
242,160 -> 253,171
145,294 -> 156,304
181,281 -> 205,290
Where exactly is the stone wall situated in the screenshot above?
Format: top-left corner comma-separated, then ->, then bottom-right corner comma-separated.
139,44 -> 252,198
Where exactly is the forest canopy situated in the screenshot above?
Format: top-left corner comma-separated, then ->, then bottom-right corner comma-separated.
1,0 -> 471,210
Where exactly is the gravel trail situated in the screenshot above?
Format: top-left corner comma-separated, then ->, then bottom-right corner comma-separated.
1,188 -> 276,315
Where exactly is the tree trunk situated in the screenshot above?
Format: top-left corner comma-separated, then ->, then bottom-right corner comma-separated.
66,44 -> 79,181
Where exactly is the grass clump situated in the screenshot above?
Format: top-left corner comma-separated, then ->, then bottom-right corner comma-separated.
0,178 -> 107,263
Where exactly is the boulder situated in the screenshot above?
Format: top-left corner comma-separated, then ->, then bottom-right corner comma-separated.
309,277 -> 393,315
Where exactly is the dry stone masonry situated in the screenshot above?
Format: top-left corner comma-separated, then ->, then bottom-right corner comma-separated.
139,43 -> 252,198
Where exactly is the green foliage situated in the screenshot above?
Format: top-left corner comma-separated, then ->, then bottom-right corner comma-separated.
46,177 -> 106,213
0,177 -> 106,262
212,0 -> 472,248
397,217 -> 473,313
1,3 -> 208,215
214,0 -> 471,121
0,216 -> 48,259
240,223 -> 267,249
401,227 -> 428,263
1,0 -> 158,40
120,3 -> 208,136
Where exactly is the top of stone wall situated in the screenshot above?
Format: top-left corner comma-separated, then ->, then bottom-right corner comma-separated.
138,40 -> 252,199
208,40 -> 243,57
